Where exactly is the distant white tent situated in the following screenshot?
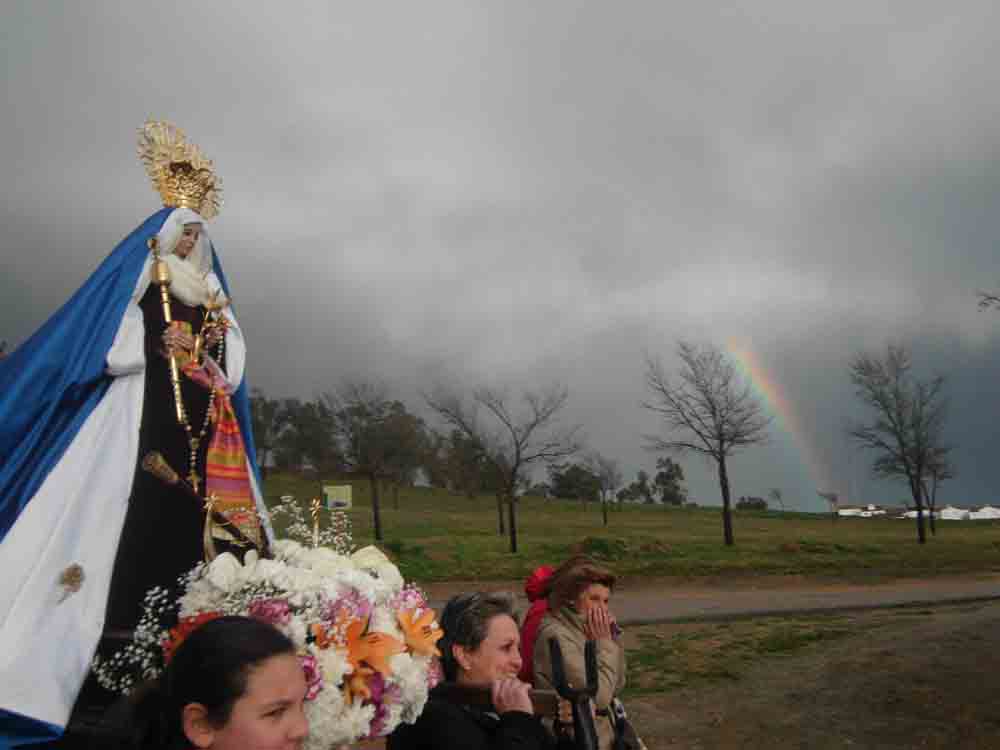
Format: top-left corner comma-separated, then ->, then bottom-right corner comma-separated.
837,504 -> 888,518
939,506 -> 970,521
970,505 -> 1000,520
902,509 -> 938,519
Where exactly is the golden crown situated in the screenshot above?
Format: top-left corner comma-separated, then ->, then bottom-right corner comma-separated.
138,120 -> 222,219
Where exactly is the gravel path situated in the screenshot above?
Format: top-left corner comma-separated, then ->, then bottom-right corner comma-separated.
424,572 -> 1000,624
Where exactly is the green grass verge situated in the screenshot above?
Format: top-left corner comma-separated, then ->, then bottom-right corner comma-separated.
263,473 -> 1000,584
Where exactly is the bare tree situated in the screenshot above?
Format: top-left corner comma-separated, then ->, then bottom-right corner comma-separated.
768,487 -> 785,512
249,388 -> 281,479
921,447 -> 955,536
882,445 -> 955,536
977,291 -> 1000,311
426,383 -> 581,552
584,452 -> 623,527
325,381 -> 427,544
642,341 -> 771,546
847,344 -> 949,544
817,490 -> 839,521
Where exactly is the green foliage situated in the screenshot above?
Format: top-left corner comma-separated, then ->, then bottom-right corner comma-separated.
272,397 -> 339,473
425,429 -> 500,497
328,385 -> 429,483
653,456 -> 687,505
576,536 -> 631,560
618,469 -> 655,504
548,462 -> 601,502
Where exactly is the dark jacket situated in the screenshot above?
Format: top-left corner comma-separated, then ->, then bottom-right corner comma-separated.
387,688 -> 555,749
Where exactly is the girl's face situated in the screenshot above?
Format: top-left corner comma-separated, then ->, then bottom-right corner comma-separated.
188,653 -> 309,750
174,223 -> 202,259
455,614 -> 523,685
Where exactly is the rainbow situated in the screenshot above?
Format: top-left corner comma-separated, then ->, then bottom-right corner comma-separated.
726,340 -> 834,510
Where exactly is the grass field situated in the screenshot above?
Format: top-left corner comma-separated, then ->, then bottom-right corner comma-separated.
263,473 -> 1000,584
622,610 -> 885,695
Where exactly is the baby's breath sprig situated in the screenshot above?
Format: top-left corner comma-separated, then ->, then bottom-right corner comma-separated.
268,495 -> 353,554
92,584 -> 176,693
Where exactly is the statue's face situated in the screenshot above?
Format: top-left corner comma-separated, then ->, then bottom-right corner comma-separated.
174,223 -> 202,259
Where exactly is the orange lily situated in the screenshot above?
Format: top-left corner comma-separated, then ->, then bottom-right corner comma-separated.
310,622 -> 337,650
344,617 -> 406,677
343,665 -> 375,703
397,608 -> 443,658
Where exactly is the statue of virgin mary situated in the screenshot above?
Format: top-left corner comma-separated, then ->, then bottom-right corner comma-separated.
0,122 -> 272,747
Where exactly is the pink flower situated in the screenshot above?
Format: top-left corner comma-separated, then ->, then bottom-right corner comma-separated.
364,673 -> 402,739
325,590 -> 372,623
248,598 -> 292,626
301,654 -> 323,701
390,585 -> 430,615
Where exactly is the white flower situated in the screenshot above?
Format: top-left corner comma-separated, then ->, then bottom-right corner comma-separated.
370,607 -> 404,641
284,618 -> 308,649
305,693 -> 374,749
303,547 -> 353,577
206,552 -> 241,590
317,647 -> 350,687
382,702 -> 406,735
389,652 -> 429,705
350,546 -> 406,595
351,545 -> 391,570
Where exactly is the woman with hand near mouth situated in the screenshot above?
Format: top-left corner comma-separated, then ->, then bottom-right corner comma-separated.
388,592 -> 569,749
532,558 -> 628,750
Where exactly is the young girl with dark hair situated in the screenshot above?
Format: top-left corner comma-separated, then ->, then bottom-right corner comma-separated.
123,616 -> 308,750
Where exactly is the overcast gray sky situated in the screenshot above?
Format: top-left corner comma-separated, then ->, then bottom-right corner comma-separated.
3,2 -> 999,512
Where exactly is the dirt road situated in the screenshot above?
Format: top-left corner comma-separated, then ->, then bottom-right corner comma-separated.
627,601 -> 1000,749
424,572 -> 1000,624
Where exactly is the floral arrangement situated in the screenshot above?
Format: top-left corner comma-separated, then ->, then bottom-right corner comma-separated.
94,502 -> 443,748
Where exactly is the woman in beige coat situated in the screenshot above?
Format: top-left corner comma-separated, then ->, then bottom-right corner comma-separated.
532,557 -> 625,750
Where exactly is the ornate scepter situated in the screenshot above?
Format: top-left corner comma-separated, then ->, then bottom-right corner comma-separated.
148,236 -> 187,425
141,451 -> 269,559
311,497 -> 322,548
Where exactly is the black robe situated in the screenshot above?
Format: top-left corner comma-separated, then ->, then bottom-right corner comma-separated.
104,286 -> 217,631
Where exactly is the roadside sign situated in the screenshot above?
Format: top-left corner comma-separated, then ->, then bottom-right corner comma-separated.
323,484 -> 352,509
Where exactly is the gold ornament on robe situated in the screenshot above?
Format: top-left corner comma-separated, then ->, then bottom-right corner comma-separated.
138,120 -> 222,218
57,564 -> 85,604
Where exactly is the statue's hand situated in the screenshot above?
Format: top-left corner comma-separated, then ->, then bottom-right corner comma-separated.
162,323 -> 195,358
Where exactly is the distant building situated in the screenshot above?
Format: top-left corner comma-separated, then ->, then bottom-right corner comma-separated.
837,503 -> 888,518
937,505 -> 969,520
970,505 -> 1000,520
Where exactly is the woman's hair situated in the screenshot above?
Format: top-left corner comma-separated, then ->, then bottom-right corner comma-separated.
546,555 -> 616,611
124,615 -> 296,749
438,592 -> 516,681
